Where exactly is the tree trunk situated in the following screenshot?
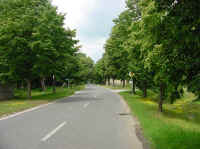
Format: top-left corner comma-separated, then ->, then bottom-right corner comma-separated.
104,78 -> 106,85
21,81 -> 24,89
41,77 -> 46,91
52,76 -> 56,93
170,91 -> 176,104
112,79 -> 115,87
170,85 -> 180,104
108,78 -> 111,86
132,78 -> 136,94
122,80 -> 125,88
67,80 -> 69,88
126,80 -> 129,85
159,83 -> 165,112
143,82 -> 147,98
104,78 -> 107,85
26,80 -> 32,99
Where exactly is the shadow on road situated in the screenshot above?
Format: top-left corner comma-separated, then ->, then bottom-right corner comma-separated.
57,96 -> 103,104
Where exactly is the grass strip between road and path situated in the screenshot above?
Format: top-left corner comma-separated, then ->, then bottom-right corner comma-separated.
0,85 -> 85,118
120,90 -> 200,149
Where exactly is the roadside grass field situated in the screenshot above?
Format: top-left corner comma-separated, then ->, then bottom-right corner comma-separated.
120,90 -> 200,149
0,86 -> 84,118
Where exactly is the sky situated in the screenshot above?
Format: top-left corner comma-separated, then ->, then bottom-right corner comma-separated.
52,0 -> 126,62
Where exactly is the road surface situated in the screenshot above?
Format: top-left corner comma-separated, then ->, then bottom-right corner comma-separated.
0,85 -> 143,149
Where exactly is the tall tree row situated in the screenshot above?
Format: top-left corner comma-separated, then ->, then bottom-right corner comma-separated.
0,0 -> 92,98
94,0 -> 200,112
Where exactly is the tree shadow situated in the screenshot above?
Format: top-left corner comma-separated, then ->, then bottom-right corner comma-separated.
135,90 -> 200,125
162,103 -> 200,125
57,96 -> 103,104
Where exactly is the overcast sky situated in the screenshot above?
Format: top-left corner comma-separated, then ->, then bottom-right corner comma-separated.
52,0 -> 126,62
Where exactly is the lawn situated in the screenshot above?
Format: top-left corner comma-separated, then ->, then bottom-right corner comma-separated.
120,90 -> 200,149
0,85 -> 84,118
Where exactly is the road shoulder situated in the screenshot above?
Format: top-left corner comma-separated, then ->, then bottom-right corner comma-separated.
104,86 -> 150,149
117,93 -> 150,149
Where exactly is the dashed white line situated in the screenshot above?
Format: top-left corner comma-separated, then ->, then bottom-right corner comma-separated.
41,122 -> 67,142
83,102 -> 90,108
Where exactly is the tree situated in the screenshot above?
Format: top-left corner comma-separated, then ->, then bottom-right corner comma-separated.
139,0 -> 200,111
93,59 -> 105,84
125,21 -> 154,97
153,0 -> 200,100
0,0 -> 79,97
93,0 -> 199,112
71,53 -> 94,85
31,4 -> 78,92
104,7 -> 136,87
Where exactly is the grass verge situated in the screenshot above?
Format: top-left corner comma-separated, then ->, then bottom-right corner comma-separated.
0,85 -> 84,118
120,90 -> 200,149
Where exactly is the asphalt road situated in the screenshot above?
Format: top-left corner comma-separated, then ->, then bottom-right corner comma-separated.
0,85 -> 143,149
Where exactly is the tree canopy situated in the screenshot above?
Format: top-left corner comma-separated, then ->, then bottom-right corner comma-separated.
0,0 -> 92,98
94,0 -> 200,112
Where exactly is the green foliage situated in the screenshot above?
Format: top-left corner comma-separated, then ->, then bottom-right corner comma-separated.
0,0 -> 79,82
93,58 -> 106,84
0,0 -> 89,97
102,6 -> 137,82
95,0 -> 199,111
71,53 -> 94,84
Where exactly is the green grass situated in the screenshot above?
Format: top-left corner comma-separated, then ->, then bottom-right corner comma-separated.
120,90 -> 200,149
0,85 -> 84,118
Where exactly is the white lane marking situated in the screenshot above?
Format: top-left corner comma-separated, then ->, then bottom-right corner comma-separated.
83,102 -> 90,108
0,103 -> 53,121
41,122 -> 67,142
75,91 -> 81,94
110,89 -> 129,93
75,91 -> 92,94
